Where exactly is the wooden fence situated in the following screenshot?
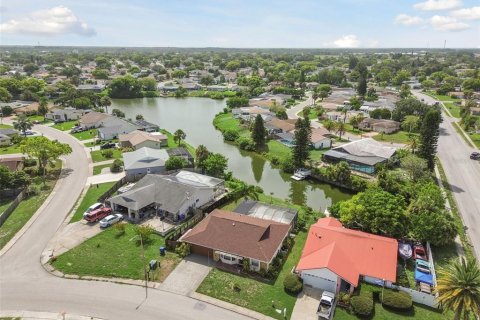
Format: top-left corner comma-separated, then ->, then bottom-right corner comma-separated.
0,189 -> 26,227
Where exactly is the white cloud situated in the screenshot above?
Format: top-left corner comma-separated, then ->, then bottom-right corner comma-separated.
451,7 -> 480,20
0,6 -> 95,36
414,0 -> 461,11
332,34 -> 361,48
429,15 -> 470,31
368,40 -> 380,48
395,14 -> 424,25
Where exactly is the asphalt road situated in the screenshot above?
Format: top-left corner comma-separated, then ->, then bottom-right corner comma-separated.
0,124 -> 250,320
413,91 -> 480,260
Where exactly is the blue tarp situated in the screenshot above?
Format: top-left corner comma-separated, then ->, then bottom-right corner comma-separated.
415,269 -> 434,286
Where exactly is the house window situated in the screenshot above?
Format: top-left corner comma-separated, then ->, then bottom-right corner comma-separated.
251,259 -> 260,268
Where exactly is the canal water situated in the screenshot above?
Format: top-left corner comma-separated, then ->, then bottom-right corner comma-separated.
112,97 -> 352,209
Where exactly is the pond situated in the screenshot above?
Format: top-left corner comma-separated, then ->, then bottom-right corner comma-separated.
111,97 -> 352,209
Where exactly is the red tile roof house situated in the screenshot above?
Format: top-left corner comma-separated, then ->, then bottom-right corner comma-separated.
295,217 -> 397,294
180,209 -> 291,272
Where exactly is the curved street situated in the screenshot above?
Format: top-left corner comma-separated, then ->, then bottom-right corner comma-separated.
413,91 -> 480,260
0,124 -> 250,320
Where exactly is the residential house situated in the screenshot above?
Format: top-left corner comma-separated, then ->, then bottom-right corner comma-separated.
310,127 -> 332,149
119,130 -> 167,150
133,120 -> 160,133
108,171 -> 225,222
471,107 -> 480,116
0,155 -> 24,171
45,107 -> 90,123
358,118 -> 400,134
0,134 -> 12,146
322,138 -> 396,174
233,200 -> 298,225
76,84 -> 105,92
167,147 -> 194,166
265,118 -> 295,135
232,106 -> 272,122
79,111 -> 110,129
123,147 -> 170,178
296,217 -> 397,293
97,119 -> 142,140
180,209 -> 291,272
0,128 -> 19,137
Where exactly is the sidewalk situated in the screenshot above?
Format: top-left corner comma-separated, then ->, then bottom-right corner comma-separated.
86,171 -> 125,184
191,292 -> 275,320
0,310 -> 104,320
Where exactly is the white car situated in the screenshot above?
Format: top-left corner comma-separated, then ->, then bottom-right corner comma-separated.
83,203 -> 104,218
99,214 -> 123,228
317,291 -> 335,319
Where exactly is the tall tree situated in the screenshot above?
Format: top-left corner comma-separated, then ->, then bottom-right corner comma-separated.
436,258 -> 480,320
37,98 -> 49,120
357,76 -> 367,96
203,153 -> 228,178
251,114 -> 266,150
13,114 -> 33,137
99,96 -> 112,114
20,136 -> 72,176
418,109 -> 442,170
195,144 -> 210,169
292,118 -> 310,168
173,129 -> 186,146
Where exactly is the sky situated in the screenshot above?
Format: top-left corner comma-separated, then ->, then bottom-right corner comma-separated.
0,0 -> 479,48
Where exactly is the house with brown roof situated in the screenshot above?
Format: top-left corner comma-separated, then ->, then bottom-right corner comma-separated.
0,155 -> 24,171
310,127 -> 332,149
180,209 -> 291,272
265,118 -> 295,134
119,130 -> 168,150
358,118 -> 400,134
79,111 -> 111,129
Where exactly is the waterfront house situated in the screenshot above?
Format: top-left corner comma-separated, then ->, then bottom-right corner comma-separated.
123,147 -> 170,178
119,130 -> 167,150
45,107 -> 90,123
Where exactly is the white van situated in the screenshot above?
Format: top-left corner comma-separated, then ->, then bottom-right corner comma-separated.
83,203 -> 104,218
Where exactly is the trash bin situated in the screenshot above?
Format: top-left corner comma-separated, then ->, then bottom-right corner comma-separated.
149,259 -> 158,270
159,246 -> 166,256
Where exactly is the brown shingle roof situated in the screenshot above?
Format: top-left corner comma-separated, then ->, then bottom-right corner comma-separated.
119,130 -> 167,147
79,112 -> 109,126
181,209 -> 290,262
266,118 -> 295,132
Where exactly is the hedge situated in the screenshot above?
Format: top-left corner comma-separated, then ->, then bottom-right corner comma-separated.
283,274 -> 303,294
382,289 -> 412,310
351,293 -> 373,317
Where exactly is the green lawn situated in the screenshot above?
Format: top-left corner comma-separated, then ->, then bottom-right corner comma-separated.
90,149 -> 123,163
93,164 -> 112,175
213,113 -> 244,132
0,124 -> 13,129
0,197 -> 15,214
52,223 -> 181,281
426,92 -> 461,103
443,102 -> 461,118
0,164 -> 61,250
469,132 -> 480,149
334,302 -> 447,320
0,144 -> 23,155
71,129 -> 98,141
70,182 -> 115,223
452,122 -> 475,148
267,140 -> 291,161
160,129 -> 196,157
373,131 -> 417,144
52,120 -> 78,131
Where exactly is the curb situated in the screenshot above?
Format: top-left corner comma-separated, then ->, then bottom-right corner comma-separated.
1,310 -> 104,320
190,292 -> 274,320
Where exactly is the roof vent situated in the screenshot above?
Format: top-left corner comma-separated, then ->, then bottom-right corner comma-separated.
232,222 -> 235,226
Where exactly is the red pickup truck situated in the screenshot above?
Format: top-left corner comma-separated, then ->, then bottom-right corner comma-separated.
84,207 -> 112,223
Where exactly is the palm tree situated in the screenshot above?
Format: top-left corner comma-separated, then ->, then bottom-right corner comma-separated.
99,96 -> 112,114
37,98 -> 49,121
240,184 -> 259,201
195,144 -> 209,169
323,119 -> 335,133
435,258 -> 480,320
13,114 -> 33,137
173,129 -> 186,146
336,121 -> 346,140
408,135 -> 419,154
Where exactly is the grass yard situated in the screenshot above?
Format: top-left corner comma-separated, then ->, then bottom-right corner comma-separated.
452,122 -> 474,148
159,129 -> 196,157
70,182 -> 115,223
71,129 -> 98,141
0,143 -> 23,155
266,140 -> 291,161
333,302 -> 447,320
93,164 -> 112,175
52,120 -> 78,131
0,197 -> 15,214
373,131 -> 417,144
90,149 -> 123,163
0,163 -> 61,250
443,102 -> 461,118
426,92 -> 461,103
0,124 -> 13,129
213,113 -> 244,132
52,223 -> 180,281
469,132 -> 480,149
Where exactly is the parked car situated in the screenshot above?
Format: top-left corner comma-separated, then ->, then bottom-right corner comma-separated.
413,244 -> 427,261
470,152 -> 480,160
100,142 -> 116,149
84,207 -> 112,223
83,202 -> 104,218
317,291 -> 335,319
416,259 -> 431,274
71,126 -> 85,133
24,130 -> 35,136
99,214 -> 123,228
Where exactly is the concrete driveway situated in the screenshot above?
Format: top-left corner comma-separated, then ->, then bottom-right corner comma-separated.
291,287 -> 323,320
42,221 -> 104,263
160,254 -> 212,296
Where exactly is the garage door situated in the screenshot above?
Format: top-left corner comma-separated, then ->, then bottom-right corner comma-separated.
302,273 -> 337,292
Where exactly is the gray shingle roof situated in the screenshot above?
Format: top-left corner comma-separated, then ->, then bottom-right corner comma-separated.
123,147 -> 169,170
